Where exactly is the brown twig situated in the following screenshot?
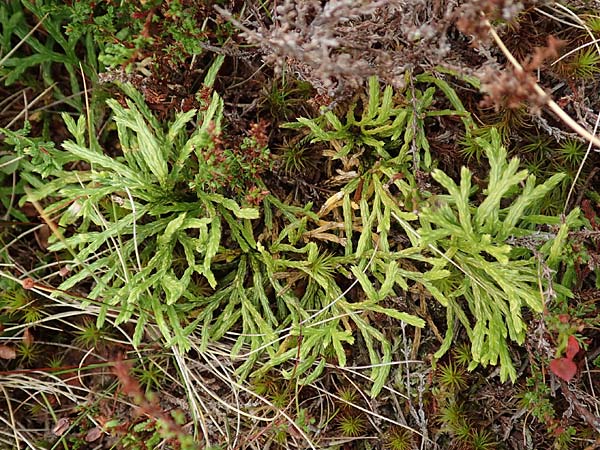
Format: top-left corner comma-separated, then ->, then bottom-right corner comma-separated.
485,19 -> 600,150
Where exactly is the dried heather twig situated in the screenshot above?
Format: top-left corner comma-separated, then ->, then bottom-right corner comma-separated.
217,1 -> 460,96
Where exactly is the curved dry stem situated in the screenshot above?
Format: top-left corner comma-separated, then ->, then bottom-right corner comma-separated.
485,19 -> 600,150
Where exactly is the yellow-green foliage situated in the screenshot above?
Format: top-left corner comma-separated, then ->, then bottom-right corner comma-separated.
419,129 -> 574,381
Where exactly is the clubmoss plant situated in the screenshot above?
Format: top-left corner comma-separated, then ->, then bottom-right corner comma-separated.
20,56 -> 262,351
461,109 -> 527,162
0,0 -> 98,111
419,128 -> 575,381
283,76 -> 410,161
285,74 -> 473,168
247,193 -> 427,395
12,59 -> 428,403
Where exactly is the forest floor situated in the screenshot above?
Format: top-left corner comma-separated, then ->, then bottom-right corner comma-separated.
1,1 -> 600,449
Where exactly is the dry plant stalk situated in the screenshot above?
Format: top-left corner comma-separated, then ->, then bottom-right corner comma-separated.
485,19 -> 600,149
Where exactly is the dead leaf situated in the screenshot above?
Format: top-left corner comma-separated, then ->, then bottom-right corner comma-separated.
318,191 -> 345,217
303,232 -> 347,245
0,345 -> 16,359
52,417 -> 70,436
34,224 -> 51,250
85,426 -> 103,442
23,328 -> 34,346
20,203 -> 38,218
549,357 -> 577,382
566,335 -> 580,360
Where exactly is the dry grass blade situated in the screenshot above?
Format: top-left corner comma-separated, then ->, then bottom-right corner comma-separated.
0,14 -> 48,68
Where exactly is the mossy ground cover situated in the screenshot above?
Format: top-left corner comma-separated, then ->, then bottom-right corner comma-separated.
1,1 -> 600,449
